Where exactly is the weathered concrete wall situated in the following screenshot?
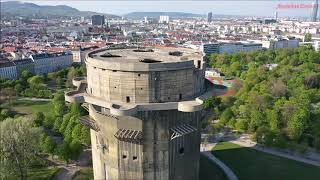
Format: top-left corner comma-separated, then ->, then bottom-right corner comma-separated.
81,47 -> 205,180
89,107 -> 201,180
87,66 -> 205,104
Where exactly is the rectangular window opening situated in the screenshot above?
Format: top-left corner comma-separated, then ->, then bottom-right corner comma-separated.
133,156 -> 138,161
126,96 -> 130,103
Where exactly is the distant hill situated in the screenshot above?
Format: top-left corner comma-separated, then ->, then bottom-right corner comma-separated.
1,1 -> 118,18
124,12 -> 205,19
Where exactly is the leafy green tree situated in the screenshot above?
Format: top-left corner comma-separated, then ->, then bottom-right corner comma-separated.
0,117 -> 42,180
69,140 -> 83,158
304,33 -> 312,42
33,112 -> 45,127
64,116 -> 78,141
43,115 -> 55,129
53,117 -> 63,133
28,75 -> 44,89
57,141 -> 72,163
220,108 -> 234,125
287,107 -> 310,141
235,119 -> 248,132
66,67 -> 78,87
59,113 -> 72,133
266,109 -> 280,132
41,135 -> 57,156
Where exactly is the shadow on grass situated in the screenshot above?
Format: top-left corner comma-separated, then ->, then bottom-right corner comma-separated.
212,142 -> 320,180
199,154 -> 228,180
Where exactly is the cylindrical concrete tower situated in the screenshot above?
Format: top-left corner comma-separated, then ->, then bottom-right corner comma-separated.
65,47 -> 210,180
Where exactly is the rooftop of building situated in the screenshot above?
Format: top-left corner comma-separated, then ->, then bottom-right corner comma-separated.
88,47 -> 203,63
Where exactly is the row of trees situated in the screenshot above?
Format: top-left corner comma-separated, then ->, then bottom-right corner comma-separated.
0,64 -> 86,101
34,92 -> 90,163
207,46 -> 320,150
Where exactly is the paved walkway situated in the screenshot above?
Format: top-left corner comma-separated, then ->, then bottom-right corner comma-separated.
229,134 -> 320,167
18,97 -> 51,101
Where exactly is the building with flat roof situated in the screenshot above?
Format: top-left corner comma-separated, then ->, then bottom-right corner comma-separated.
65,47 -> 213,180
92,15 -> 105,26
200,42 -> 262,55
0,59 -> 17,79
207,12 -> 213,23
13,58 -> 35,75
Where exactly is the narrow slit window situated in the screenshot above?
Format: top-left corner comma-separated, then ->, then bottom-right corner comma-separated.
197,60 -> 201,68
179,147 -> 184,155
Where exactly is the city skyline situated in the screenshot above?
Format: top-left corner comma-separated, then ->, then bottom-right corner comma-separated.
10,0 -> 319,18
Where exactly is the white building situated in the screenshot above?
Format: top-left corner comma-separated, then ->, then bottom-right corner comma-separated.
51,52 -> 73,71
261,37 -> 299,49
200,42 -> 262,55
31,52 -> 73,75
0,60 -> 18,79
159,16 -> 170,24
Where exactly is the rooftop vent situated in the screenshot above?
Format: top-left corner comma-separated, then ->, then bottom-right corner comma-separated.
101,52 -> 121,58
169,51 -> 183,56
139,58 -> 162,63
133,49 -> 154,52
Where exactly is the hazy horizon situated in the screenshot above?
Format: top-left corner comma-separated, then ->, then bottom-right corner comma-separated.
3,0 -> 319,18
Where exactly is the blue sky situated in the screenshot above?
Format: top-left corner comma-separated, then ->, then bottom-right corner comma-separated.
17,1 -> 318,17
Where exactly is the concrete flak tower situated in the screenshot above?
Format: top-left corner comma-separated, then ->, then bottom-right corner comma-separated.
65,47 -> 213,180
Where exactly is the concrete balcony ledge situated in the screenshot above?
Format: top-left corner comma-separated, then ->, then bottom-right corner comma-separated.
65,83 -> 215,116
65,91 -> 85,103
72,77 -> 87,88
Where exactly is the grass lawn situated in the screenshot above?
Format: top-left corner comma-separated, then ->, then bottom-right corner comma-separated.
199,154 -> 228,180
72,167 -> 94,180
212,142 -> 320,180
2,100 -> 54,117
28,167 -> 60,180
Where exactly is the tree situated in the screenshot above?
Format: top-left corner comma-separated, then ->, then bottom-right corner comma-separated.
64,116 -> 78,141
33,112 -> 45,127
53,117 -> 63,133
235,119 -> 248,132
270,80 -> 287,97
57,141 -> 72,163
287,107 -> 310,141
0,117 -> 42,180
41,135 -> 57,156
66,67 -> 78,87
20,70 -> 32,81
52,93 -> 65,117
59,113 -> 72,133
304,33 -> 312,42
220,108 -> 234,125
69,140 -> 83,158
266,109 -> 280,132
80,126 -> 91,145
70,103 -> 84,116
28,75 -> 44,89
43,115 -> 55,129
14,83 -> 23,94
71,124 -> 82,141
